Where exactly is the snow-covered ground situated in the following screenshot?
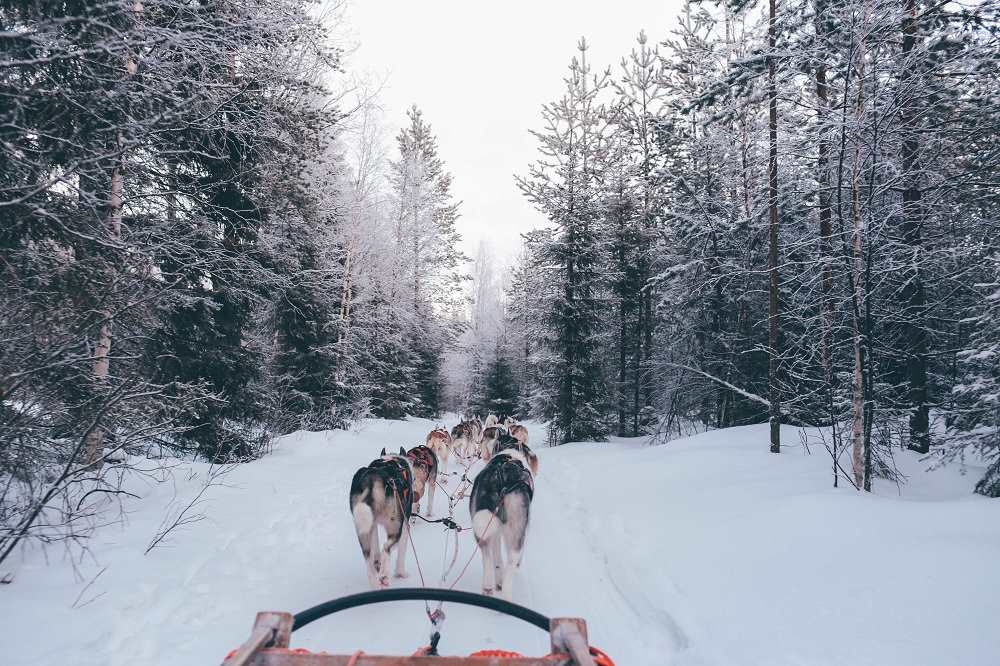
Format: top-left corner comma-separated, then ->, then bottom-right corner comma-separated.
3,418 -> 999,665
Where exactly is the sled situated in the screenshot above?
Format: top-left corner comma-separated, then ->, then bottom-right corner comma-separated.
222,588 -> 612,666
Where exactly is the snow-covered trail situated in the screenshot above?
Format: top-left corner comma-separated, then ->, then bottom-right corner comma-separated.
4,418 -> 1000,666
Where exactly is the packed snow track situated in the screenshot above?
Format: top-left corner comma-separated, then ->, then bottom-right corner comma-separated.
4,418 -> 999,665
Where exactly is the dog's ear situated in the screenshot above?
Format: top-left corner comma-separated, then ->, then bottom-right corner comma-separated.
399,446 -> 406,456
380,447 -> 386,456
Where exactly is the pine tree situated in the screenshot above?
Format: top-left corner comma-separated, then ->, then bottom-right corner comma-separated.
611,31 -> 669,435
518,38 -> 613,444
481,347 -> 520,418
386,105 -> 467,418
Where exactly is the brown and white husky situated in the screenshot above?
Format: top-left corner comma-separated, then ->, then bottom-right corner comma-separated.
508,423 -> 529,447
405,444 -> 438,517
426,427 -> 452,475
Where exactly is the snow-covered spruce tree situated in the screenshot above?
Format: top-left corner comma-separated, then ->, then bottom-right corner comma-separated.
505,232 -> 557,420
0,0 -> 341,561
650,2 -> 779,438
479,344 -> 521,418
948,250 -> 1000,496
139,0 -> 339,462
386,105 -> 467,418
607,31 -> 669,435
448,241 -> 505,415
266,118 -> 358,433
518,39 -> 614,444
363,281 -> 418,420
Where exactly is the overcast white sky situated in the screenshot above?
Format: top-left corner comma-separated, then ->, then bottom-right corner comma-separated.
343,0 -> 683,264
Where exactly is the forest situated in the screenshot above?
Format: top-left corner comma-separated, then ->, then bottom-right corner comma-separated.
2,0 -> 999,571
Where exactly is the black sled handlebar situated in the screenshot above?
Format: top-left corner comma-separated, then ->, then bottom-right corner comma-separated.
292,587 -> 551,633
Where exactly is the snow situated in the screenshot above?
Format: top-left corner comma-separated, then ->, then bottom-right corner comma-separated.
3,418 -> 999,665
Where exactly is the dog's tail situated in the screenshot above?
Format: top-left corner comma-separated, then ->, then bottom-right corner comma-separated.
472,509 -> 500,546
352,489 -> 374,535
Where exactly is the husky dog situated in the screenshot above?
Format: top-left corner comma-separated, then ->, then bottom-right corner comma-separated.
491,432 -> 539,476
406,445 -> 438,517
483,413 -> 499,429
449,422 -> 471,458
503,415 -> 517,428
350,448 -> 413,588
450,420 -> 483,459
470,440 -> 535,601
478,424 -> 509,460
468,418 -> 483,448
508,423 -> 529,447
426,427 -> 452,475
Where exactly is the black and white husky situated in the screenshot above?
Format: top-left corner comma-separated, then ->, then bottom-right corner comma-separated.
350,447 -> 414,588
470,434 -> 536,601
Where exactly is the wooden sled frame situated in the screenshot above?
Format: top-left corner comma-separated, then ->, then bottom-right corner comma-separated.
222,588 -> 598,666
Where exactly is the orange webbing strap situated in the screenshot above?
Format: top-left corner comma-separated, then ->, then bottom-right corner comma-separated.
468,645 -> 615,664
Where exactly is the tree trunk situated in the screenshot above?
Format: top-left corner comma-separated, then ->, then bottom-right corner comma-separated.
84,139 -> 123,470
850,48 -> 868,490
767,0 -> 782,454
900,0 -> 930,453
815,0 -> 838,485
85,1 -> 142,468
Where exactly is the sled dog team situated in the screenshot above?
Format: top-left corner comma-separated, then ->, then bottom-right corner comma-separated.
349,414 -> 537,601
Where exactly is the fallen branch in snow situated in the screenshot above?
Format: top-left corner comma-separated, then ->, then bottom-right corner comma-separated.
71,566 -> 108,609
144,463 -> 234,555
659,362 -> 818,428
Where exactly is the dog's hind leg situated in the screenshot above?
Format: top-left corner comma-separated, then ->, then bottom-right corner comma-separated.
499,494 -> 529,602
425,475 -> 436,517
478,535 -> 496,595
387,521 -> 408,579
491,534 -> 504,593
500,541 -> 521,602
367,527 -> 385,589
473,509 -> 499,595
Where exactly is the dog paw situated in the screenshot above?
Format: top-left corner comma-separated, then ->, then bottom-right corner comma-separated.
379,576 -> 390,588
394,570 -> 408,579
481,587 -> 494,596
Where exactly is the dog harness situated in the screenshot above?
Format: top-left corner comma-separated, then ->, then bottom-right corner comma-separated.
492,434 -> 529,459
488,453 -> 535,502
407,445 -> 437,471
367,457 -> 413,512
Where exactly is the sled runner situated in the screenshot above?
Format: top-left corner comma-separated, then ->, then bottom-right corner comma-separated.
222,588 -> 613,666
